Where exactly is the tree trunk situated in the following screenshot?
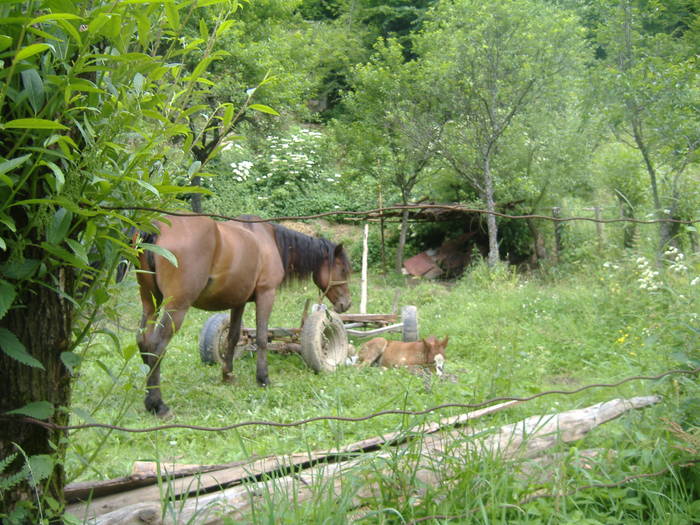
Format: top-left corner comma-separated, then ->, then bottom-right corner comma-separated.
190,175 -> 202,213
396,209 -> 410,273
526,217 -> 548,265
0,273 -> 74,519
618,198 -> 637,249
483,156 -> 499,267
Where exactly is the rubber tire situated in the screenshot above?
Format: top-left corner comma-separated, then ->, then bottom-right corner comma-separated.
300,308 -> 348,373
199,312 -> 242,365
401,305 -> 419,342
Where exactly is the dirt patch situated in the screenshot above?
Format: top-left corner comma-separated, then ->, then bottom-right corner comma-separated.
279,221 -> 316,237
280,219 -> 361,243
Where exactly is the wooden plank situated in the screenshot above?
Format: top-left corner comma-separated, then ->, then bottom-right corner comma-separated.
78,396 -> 660,525
65,400 -> 519,518
338,313 -> 397,323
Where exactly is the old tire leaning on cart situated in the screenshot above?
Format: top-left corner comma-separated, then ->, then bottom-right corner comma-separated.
199,313 -> 246,365
401,305 -> 419,342
300,307 -> 348,372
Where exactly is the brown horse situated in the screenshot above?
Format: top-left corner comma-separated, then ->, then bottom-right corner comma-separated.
136,214 -> 352,416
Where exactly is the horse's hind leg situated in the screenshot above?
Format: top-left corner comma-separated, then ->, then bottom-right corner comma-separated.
222,305 -> 245,383
140,305 -> 188,416
254,289 -> 276,387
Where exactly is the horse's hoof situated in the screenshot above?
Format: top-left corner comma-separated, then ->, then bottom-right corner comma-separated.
145,398 -> 170,418
257,377 -> 270,387
156,405 -> 172,419
222,372 -> 235,384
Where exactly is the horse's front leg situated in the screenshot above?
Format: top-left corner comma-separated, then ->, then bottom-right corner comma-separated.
254,289 -> 275,387
141,307 -> 188,417
222,305 -> 245,384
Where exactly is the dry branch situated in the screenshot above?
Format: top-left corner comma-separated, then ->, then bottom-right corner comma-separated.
67,396 -> 659,524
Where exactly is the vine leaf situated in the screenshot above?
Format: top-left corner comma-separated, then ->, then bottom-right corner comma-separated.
0,327 -> 45,370
6,401 -> 54,420
0,280 -> 16,319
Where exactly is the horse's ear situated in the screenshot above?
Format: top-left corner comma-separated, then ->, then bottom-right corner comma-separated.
333,243 -> 344,257
442,335 -> 449,346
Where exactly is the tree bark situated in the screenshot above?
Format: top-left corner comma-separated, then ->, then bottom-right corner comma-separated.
526,218 -> 547,265
0,272 -> 74,518
396,208 -> 410,273
189,176 -> 202,213
483,155 -> 499,267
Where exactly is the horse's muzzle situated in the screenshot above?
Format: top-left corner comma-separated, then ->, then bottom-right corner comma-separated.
334,299 -> 351,313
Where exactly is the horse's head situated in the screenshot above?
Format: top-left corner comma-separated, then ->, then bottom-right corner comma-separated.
423,335 -> 448,376
315,243 -> 352,313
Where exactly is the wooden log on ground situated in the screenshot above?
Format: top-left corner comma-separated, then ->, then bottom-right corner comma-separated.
68,396 -> 659,524
66,400 -> 519,515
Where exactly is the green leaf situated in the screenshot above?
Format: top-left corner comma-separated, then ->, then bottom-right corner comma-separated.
165,2 -> 180,30
0,154 -> 31,178
141,243 -> 178,268
222,103 -> 235,128
60,351 -> 81,374
20,69 -> 45,114
6,401 -> 54,420
15,43 -> 53,62
65,239 -> 88,264
47,207 -> 72,244
0,35 -> 12,52
27,455 -> 53,484
187,160 -> 202,177
216,19 -> 235,38
29,13 -> 83,25
249,104 -> 279,116
40,161 -> 65,193
0,279 -> 16,319
3,118 -> 68,130
40,242 -> 91,269
1,259 -> 39,280
0,328 -> 44,370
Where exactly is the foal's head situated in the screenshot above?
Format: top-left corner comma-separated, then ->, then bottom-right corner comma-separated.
315,243 -> 352,313
423,335 -> 449,375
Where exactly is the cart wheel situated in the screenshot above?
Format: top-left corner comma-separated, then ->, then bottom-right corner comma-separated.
300,306 -> 348,372
401,305 -> 419,342
199,313 -> 245,365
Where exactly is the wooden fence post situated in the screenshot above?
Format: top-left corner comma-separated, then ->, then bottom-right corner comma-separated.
360,223 -> 369,314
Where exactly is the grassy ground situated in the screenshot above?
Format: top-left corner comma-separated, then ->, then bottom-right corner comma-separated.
66,249 -> 699,522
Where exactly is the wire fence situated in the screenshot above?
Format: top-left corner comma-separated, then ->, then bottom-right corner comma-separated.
4,367 -> 698,434
100,203 -> 700,225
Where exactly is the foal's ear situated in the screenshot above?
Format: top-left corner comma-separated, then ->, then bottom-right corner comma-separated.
442,335 -> 449,346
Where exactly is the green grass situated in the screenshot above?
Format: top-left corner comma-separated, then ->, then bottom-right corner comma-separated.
65,251 -> 700,523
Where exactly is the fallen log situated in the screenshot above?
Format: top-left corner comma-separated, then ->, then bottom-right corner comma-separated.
66,400 -> 519,517
66,396 -> 660,524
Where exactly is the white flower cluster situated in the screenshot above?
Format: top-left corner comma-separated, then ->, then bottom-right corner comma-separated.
230,160 -> 253,182
664,246 -> 688,274
636,256 -> 661,291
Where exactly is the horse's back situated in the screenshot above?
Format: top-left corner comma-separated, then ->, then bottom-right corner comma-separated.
380,340 -> 428,367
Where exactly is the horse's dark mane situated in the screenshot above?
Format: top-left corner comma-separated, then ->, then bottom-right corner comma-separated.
272,223 -> 349,284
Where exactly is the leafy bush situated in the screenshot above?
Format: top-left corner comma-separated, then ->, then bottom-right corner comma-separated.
205,126 -> 375,218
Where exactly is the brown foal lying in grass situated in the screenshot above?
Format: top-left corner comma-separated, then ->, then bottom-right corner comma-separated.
358,336 -> 448,376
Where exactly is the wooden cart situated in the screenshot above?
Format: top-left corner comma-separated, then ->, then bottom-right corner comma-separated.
199,304 -> 418,373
